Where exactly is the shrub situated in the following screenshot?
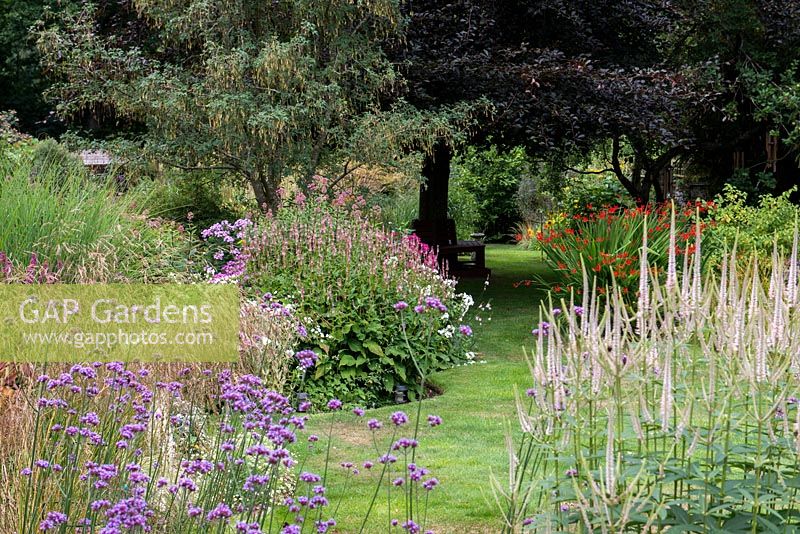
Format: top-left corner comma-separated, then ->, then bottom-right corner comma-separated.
515,174 -> 556,228
202,179 -> 475,406
559,172 -> 632,219
500,224 -> 800,531
703,184 -> 799,276
135,170 -> 247,232
448,174 -> 481,239
452,144 -> 530,240
373,177 -> 480,240
535,202 -> 708,297
373,184 -> 418,235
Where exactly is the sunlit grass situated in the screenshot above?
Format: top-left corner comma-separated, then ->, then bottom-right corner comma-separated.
304,245 -> 552,532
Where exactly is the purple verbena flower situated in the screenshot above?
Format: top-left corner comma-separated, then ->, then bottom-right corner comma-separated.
294,350 -> 318,370
427,414 -> 442,427
391,411 -> 408,426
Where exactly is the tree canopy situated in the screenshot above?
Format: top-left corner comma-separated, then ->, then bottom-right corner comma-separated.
392,0 -> 800,202
36,0 -> 405,209
1,0 -> 799,205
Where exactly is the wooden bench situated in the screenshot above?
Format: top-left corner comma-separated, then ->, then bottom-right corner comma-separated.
411,219 -> 490,278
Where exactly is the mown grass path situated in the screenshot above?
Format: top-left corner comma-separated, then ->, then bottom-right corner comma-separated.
307,246 -> 552,533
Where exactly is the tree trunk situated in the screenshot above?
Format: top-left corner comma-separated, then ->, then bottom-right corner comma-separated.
248,170 -> 281,213
418,140 -> 452,222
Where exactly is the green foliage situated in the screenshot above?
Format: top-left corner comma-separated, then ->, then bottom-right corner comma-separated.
515,174 -> 556,226
448,173 -> 481,239
35,0 -> 406,209
741,62 -> 800,150
559,173 -> 631,218
0,140 -> 198,282
704,184 -> 799,274
372,170 -> 481,241
135,170 -> 247,232
0,0 -> 71,134
374,185 -> 419,235
452,145 -> 530,240
727,168 -> 778,199
535,204 -> 702,298
204,183 -> 476,405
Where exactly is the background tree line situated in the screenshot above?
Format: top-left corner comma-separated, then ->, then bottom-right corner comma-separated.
3,0 -> 800,210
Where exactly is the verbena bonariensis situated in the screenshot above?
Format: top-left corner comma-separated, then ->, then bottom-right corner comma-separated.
201,178 -> 475,404
16,354 -> 443,533
500,208 -> 800,532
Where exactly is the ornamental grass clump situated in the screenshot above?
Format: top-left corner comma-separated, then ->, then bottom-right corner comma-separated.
203,177 -> 475,405
500,210 -> 800,532
0,143 -> 199,284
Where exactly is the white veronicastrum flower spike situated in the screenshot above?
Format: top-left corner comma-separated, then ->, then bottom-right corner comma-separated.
789,218 -> 799,307
660,350 -> 673,432
637,213 -> 649,336
666,201 -> 678,293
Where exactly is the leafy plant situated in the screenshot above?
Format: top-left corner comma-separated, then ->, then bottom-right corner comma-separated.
499,218 -> 800,532
535,202 -> 708,298
452,145 -> 530,240
704,184 -> 799,276
202,179 -> 476,405
0,140 -> 201,283
448,173 -> 481,239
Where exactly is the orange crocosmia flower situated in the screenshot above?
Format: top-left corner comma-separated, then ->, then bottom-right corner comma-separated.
557,262 -> 567,270
524,280 -> 532,287
593,264 -> 602,272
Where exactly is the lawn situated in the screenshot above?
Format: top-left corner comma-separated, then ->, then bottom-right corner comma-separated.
305,245 -> 554,533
